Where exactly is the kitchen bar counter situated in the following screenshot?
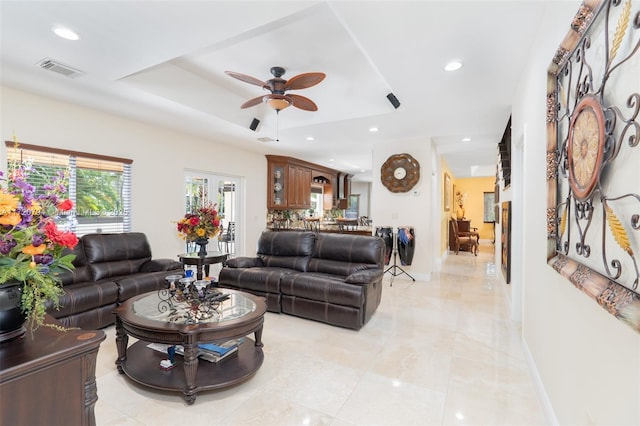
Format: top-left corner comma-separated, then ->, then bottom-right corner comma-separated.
267,223 -> 373,236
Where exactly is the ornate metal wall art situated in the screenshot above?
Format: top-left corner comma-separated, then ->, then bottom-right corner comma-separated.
547,0 -> 640,333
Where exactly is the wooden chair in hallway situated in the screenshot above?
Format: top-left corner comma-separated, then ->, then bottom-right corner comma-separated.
450,218 -> 478,256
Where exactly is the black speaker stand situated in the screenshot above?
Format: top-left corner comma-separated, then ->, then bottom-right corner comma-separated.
384,244 -> 415,286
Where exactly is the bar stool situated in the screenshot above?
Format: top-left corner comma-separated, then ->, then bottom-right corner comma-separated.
303,217 -> 320,233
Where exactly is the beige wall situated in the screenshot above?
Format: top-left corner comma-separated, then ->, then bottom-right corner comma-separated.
452,176 -> 495,241
0,86 -> 267,259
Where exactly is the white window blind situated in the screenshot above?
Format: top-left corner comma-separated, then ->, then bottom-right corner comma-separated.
5,142 -> 132,237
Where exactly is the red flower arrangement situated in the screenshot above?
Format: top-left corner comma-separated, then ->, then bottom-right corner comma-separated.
176,204 -> 221,242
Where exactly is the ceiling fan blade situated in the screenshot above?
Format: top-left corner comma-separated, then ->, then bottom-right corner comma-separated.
240,96 -> 265,109
288,94 -> 318,111
225,71 -> 267,88
284,72 -> 326,90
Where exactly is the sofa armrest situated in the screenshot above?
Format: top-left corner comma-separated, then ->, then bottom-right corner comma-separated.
225,257 -> 263,268
345,269 -> 384,284
141,258 -> 183,272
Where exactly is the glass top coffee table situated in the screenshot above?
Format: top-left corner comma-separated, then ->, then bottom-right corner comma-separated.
114,288 -> 266,404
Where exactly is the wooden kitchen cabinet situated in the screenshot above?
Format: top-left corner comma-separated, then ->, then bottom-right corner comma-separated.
288,164 -> 312,209
323,183 -> 333,210
266,155 -> 343,210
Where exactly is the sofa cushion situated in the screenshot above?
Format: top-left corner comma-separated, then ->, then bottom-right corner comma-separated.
115,270 -> 181,302
47,280 -> 119,318
312,233 -> 385,267
53,303 -> 118,330
281,296 -> 361,330
260,255 -> 311,271
257,231 -> 315,268
307,258 -> 373,277
225,257 -> 263,268
280,272 -> 365,308
219,266 -> 293,294
82,233 -> 152,280
58,244 -> 92,285
140,258 -> 183,272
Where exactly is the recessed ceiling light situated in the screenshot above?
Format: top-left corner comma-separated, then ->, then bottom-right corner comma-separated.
360,169 -> 366,173
52,26 -> 80,41
306,136 -> 315,141
444,60 -> 463,71
329,158 -> 335,162
369,127 -> 379,132
462,137 -> 471,142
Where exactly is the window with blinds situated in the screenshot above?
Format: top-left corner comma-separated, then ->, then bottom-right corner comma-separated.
5,142 -> 132,237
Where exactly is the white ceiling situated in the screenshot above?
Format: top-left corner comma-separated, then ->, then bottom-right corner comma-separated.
0,1 -> 572,181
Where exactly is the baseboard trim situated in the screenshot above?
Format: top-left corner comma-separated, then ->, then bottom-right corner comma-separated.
522,337 -> 559,425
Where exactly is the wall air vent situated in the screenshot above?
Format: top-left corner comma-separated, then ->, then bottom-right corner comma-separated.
37,58 -> 83,78
257,137 -> 275,143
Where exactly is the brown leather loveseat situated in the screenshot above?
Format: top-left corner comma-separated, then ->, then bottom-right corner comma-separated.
48,232 -> 183,329
218,231 -> 385,330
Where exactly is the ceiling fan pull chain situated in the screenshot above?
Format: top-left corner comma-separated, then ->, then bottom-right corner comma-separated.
276,110 -> 280,142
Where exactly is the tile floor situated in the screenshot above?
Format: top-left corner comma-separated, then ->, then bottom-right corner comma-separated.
94,243 -> 547,425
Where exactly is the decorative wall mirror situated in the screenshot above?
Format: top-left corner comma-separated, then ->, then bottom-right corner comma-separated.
546,0 -> 639,333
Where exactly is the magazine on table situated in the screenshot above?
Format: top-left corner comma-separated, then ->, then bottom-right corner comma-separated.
147,338 -> 243,363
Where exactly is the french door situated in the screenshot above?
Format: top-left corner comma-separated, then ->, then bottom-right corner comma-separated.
184,170 -> 242,256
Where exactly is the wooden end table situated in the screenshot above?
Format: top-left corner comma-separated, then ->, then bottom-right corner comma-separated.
0,316 -> 105,425
114,288 -> 266,404
178,251 -> 228,280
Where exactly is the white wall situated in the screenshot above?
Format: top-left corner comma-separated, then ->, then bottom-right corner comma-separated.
350,181 -> 370,218
371,139 -> 432,281
0,86 -> 267,259
514,2 -> 640,425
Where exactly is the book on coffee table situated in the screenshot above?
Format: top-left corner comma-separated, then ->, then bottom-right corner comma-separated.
147,338 -> 243,363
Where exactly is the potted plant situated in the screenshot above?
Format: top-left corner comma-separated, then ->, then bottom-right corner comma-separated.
0,156 -> 79,338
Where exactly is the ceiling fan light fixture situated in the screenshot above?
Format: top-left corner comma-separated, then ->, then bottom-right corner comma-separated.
267,97 -> 290,111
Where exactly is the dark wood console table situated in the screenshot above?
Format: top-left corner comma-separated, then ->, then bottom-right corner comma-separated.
0,317 -> 106,426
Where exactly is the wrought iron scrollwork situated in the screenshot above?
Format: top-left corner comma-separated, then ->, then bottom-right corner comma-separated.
552,0 -> 639,293
160,275 -> 229,324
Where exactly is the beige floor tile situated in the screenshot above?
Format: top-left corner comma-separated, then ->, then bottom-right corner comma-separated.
93,242 -> 547,426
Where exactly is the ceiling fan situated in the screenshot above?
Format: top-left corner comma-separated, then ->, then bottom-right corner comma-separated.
225,66 -> 325,112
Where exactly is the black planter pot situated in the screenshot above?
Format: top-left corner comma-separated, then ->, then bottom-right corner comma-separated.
0,282 -> 27,343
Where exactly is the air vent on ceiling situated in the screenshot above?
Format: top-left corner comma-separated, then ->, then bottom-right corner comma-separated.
37,58 -> 83,78
257,137 -> 276,143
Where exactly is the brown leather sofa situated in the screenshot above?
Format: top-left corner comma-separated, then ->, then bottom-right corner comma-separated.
218,231 -> 385,330
48,232 -> 183,329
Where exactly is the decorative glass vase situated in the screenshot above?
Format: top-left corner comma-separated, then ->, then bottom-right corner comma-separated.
456,206 -> 465,220
195,237 -> 209,256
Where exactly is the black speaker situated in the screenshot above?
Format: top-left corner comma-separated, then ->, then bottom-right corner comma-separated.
250,118 -> 260,131
386,93 -> 400,109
